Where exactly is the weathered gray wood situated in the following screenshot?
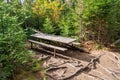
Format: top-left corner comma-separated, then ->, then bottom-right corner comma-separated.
71,42 -> 81,45
28,39 -> 67,51
31,33 -> 76,44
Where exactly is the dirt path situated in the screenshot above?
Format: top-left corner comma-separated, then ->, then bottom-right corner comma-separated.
33,49 -> 120,80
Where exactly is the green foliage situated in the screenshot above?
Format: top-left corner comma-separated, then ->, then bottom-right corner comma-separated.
58,17 -> 69,36
107,0 -> 120,41
82,0 -> 120,45
0,1 -> 33,79
4,1 -> 30,24
22,0 -> 35,29
41,17 -> 54,34
24,28 -> 35,39
58,5 -> 79,37
32,0 -> 65,23
30,0 -> 79,38
0,14 -> 29,80
1,0 -> 33,29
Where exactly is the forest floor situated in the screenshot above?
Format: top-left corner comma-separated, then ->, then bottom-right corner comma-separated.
15,43 -> 120,80
32,48 -> 120,80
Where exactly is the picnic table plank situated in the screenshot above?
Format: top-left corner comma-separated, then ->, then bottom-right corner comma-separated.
31,33 -> 76,44
28,39 -> 68,51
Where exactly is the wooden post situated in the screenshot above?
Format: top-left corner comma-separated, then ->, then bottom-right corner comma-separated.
31,42 -> 33,48
54,48 -> 56,57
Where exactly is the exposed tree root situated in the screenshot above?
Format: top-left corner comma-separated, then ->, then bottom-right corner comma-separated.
46,66 -> 67,72
92,70 -> 112,80
97,63 -> 120,80
107,55 -> 120,68
58,54 -> 103,80
108,68 -> 120,74
87,74 -> 106,80
112,73 -> 120,80
45,73 -> 56,80
82,73 -> 95,80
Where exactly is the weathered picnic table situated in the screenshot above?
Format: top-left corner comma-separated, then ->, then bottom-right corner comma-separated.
31,33 -> 76,44
29,32 -> 77,57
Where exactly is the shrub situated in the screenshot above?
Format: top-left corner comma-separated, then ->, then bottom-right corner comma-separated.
0,1 -> 33,79
107,0 -> 120,42
41,17 -> 54,34
82,0 -> 120,45
32,0 -> 65,26
58,5 -> 79,37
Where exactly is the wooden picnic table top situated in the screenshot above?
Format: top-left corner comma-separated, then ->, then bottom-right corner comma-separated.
31,33 -> 76,44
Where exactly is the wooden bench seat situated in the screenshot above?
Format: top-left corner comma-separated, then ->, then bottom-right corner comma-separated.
28,39 -> 67,51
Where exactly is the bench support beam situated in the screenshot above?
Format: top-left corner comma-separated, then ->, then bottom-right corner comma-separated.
28,39 -> 68,57
54,49 -> 56,57
31,42 -> 33,48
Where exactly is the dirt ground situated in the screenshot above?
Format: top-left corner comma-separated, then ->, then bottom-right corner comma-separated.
31,49 -> 120,80
18,41 -> 120,80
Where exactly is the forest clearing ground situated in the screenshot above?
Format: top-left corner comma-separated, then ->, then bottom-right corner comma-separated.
32,48 -> 120,80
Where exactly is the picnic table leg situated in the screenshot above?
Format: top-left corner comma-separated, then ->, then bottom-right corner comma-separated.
54,48 -> 56,57
31,42 -> 33,48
